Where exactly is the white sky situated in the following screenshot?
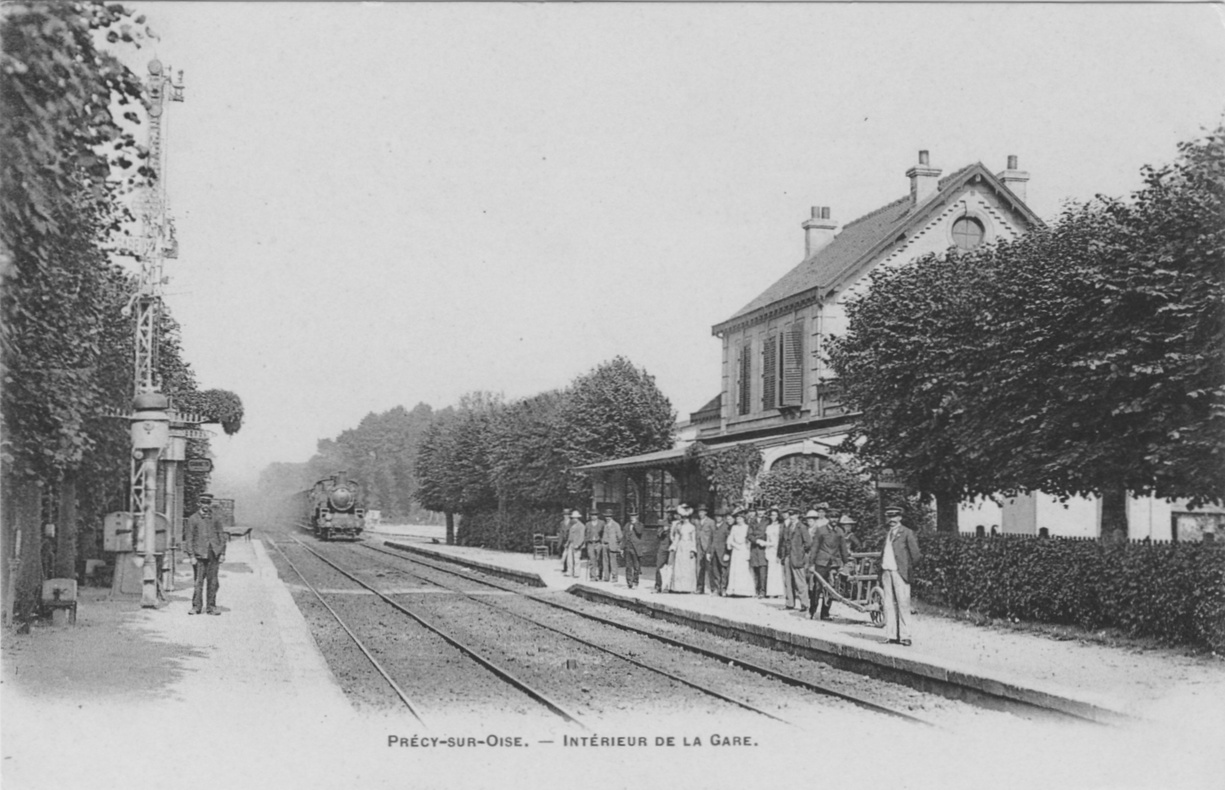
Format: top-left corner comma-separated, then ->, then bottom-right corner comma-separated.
124,2 -> 1225,489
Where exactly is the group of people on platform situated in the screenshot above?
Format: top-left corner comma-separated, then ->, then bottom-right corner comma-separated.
556,502 -> 920,646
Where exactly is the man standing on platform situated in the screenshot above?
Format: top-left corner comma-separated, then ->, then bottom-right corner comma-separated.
184,496 -> 227,616
808,509 -> 851,620
654,510 -> 675,592
708,510 -> 730,595
622,512 -> 644,588
806,503 -> 832,615
879,506 -> 921,646
565,510 -> 586,579
694,504 -> 716,594
557,507 -> 572,575
783,509 -> 815,612
601,509 -> 623,584
585,511 -> 605,581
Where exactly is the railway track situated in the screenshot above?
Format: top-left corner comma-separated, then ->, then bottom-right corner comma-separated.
353,538 -> 936,727
271,536 -> 587,729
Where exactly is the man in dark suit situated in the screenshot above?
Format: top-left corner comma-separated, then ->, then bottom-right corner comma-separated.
694,505 -> 716,594
708,510 -> 730,595
622,512 -> 644,588
654,511 -> 675,592
879,506 -> 921,646
808,510 -> 851,620
184,497 -> 227,615
782,509 -> 815,611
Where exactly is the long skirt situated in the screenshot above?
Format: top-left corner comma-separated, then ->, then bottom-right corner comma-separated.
765,553 -> 785,597
669,547 -> 697,593
725,548 -> 755,596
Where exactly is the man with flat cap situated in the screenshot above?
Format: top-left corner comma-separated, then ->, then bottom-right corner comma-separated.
564,510 -> 586,579
184,496 -> 227,615
781,509 -> 815,611
808,506 -> 851,620
879,506 -> 921,646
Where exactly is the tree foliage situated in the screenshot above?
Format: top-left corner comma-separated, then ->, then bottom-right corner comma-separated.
685,443 -> 762,511
827,126 -> 1225,530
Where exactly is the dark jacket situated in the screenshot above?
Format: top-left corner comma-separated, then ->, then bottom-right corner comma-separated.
656,524 -> 673,564
809,523 -> 850,569
184,511 -> 227,558
881,525 -> 922,584
748,519 -> 769,568
622,519 -> 644,555
695,516 -> 716,555
710,518 -> 730,560
782,519 -> 813,569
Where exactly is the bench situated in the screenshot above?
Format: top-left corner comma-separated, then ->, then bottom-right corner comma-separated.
226,527 -> 254,542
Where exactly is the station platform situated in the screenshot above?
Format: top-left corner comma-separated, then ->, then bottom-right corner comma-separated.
1,536 -> 360,790
374,527 -> 1225,726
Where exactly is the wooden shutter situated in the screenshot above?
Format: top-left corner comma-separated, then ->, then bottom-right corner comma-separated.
737,342 -> 751,415
762,334 -> 777,410
782,321 -> 804,406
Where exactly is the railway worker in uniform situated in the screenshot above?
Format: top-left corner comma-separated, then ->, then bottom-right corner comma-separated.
782,510 -> 814,611
185,497 -> 227,615
601,509 -> 623,584
694,504 -> 716,594
805,503 -> 832,614
836,513 -> 861,553
565,511 -> 586,579
585,512 -> 605,581
879,506 -> 921,646
808,508 -> 851,620
622,512 -> 644,589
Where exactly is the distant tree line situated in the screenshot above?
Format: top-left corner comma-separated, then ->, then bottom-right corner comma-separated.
257,403 -> 438,523
828,125 -> 1225,536
416,356 -> 676,547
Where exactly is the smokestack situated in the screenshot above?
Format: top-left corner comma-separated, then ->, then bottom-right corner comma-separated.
906,149 -> 942,206
802,206 -> 837,258
998,154 -> 1030,202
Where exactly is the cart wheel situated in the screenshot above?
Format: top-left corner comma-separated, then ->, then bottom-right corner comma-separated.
869,586 -> 885,627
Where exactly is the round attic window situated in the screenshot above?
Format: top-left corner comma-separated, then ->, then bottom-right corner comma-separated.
951,216 -> 985,250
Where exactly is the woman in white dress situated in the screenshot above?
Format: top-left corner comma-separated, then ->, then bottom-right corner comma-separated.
724,509 -> 755,597
764,507 -> 785,598
668,505 -> 698,593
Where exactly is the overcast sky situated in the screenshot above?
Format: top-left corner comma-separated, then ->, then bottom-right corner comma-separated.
122,2 -> 1225,489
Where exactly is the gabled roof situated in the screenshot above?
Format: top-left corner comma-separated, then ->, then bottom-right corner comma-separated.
712,163 -> 1043,335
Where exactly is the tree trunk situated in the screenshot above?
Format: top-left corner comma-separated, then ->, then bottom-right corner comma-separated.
935,491 -> 959,533
4,477 -> 45,624
1100,485 -> 1129,541
445,511 -> 455,545
55,471 -> 78,580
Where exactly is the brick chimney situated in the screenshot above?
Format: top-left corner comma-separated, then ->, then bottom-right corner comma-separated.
998,154 -> 1030,202
802,206 -> 837,258
906,150 -> 942,207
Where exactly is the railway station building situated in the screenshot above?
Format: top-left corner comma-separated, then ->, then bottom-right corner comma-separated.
581,151 -> 1223,541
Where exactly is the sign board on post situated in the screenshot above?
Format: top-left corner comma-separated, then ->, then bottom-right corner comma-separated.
186,458 -> 213,473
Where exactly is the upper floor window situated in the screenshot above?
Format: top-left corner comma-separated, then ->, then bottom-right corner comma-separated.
763,321 -> 804,411
951,216 -> 985,250
736,341 -> 752,416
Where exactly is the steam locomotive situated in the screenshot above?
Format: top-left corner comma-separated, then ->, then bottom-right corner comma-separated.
296,472 -> 366,541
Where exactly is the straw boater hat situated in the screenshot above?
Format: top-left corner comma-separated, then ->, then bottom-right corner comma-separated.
805,509 -> 821,519
839,514 -> 856,525
570,510 -> 583,519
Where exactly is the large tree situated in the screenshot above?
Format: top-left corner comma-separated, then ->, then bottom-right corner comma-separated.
828,126 -> 1225,535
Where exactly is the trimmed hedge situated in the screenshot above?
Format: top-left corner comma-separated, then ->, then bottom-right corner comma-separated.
457,506 -> 558,552
915,534 -> 1225,651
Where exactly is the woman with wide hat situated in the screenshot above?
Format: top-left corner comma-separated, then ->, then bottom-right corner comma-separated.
667,504 -> 698,593
724,507 -> 755,597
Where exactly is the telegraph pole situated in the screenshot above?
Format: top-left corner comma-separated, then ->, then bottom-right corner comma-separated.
118,59 -> 184,608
